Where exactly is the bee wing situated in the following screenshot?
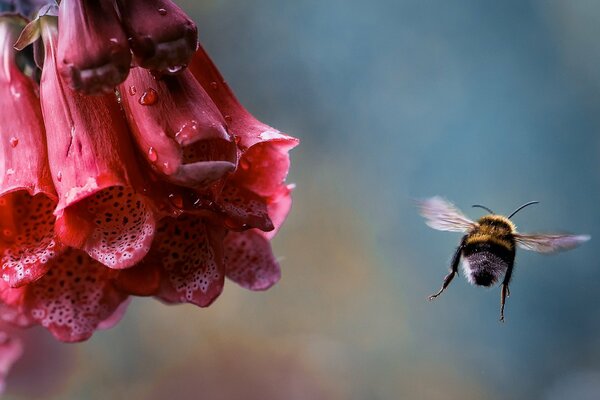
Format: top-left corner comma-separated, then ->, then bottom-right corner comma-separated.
514,233 -> 590,253
417,196 -> 477,232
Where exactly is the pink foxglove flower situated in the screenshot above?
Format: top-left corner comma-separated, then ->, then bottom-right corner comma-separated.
0,249 -> 129,342
0,14 -> 63,287
116,46 -> 298,305
39,14 -> 156,269
118,67 -> 237,187
57,0 -> 131,94
116,0 -> 198,73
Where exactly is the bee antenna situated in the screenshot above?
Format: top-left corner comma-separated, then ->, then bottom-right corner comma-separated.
507,201 -> 539,219
472,204 -> 495,214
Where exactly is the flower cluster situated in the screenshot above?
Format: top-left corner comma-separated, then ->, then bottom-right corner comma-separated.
0,0 -> 297,366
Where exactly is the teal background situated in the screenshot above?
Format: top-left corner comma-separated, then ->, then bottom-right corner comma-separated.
6,1 -> 600,399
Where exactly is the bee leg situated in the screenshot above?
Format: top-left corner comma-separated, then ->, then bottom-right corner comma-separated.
428,236 -> 465,301
499,259 -> 515,322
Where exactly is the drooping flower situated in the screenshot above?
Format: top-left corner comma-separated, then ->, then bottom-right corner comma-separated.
118,67 -> 237,187
57,0 -> 131,94
0,14 -> 63,287
38,13 -> 156,269
115,46 -> 298,305
0,2 -> 298,344
116,0 -> 198,73
0,249 -> 129,342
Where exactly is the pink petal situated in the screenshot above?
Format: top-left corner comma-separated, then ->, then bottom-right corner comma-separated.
0,17 -> 63,287
150,216 -> 226,307
0,329 -> 23,394
263,184 -> 294,240
58,0 -> 131,94
230,140 -> 294,198
39,20 -> 156,269
3,249 -> 128,343
189,44 -> 299,150
97,298 -> 131,330
217,184 -> 273,232
119,67 -> 237,188
224,230 -> 280,291
0,193 -> 63,287
116,0 -> 198,73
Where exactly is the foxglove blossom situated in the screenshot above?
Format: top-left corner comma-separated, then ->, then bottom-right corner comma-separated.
0,14 -> 63,287
116,0 -> 198,73
0,0 -> 298,344
39,14 -> 156,269
118,67 -> 237,187
57,0 -> 131,94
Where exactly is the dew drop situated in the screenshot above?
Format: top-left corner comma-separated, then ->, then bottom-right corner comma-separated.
56,171 -> 62,182
5,168 -> 14,176
128,85 -> 137,96
240,158 -> 251,170
167,65 -> 184,74
224,115 -> 232,122
158,8 -> 167,15
210,81 -> 218,89
162,161 -> 173,175
168,193 -> 183,209
139,88 -> 158,105
9,137 -> 18,147
148,147 -> 158,162
175,120 -> 198,142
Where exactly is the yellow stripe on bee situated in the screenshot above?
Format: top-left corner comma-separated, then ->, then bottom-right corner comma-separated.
465,233 -> 514,251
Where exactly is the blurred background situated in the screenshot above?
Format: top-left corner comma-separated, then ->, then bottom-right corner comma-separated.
5,0 -> 600,399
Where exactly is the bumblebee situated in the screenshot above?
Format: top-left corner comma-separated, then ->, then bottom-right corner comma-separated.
418,196 -> 590,321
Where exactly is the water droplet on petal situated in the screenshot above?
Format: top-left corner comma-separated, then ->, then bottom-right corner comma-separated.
167,65 -> 184,74
168,193 -> 183,209
109,37 -> 119,44
158,8 -> 167,15
210,81 -> 218,89
10,84 -> 21,98
175,120 -> 198,143
128,85 -> 137,96
139,88 -> 158,105
9,137 -> 18,147
162,161 -> 173,175
148,147 -> 158,162
56,171 -> 62,182
5,168 -> 14,176
224,115 -> 232,122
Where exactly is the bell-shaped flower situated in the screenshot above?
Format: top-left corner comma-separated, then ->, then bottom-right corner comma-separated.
116,0 -> 197,73
116,45 -> 298,304
57,0 -> 131,94
118,67 -> 237,188
0,15 -> 64,287
0,249 -> 130,342
38,15 -> 156,269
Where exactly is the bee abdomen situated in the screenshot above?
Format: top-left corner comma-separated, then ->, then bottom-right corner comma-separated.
461,243 -> 514,287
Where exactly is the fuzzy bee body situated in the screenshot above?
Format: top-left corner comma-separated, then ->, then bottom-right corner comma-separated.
462,215 -> 516,287
418,197 -> 590,321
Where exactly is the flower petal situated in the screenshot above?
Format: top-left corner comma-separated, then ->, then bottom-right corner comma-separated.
57,0 -> 131,94
115,261 -> 161,296
116,0 -> 197,73
263,184 -> 294,240
189,44 -> 299,150
39,20 -> 156,269
224,230 -> 280,291
0,16 -> 63,287
218,184 -> 273,232
0,193 -> 63,287
148,216 -> 225,307
2,249 -> 128,342
119,67 -> 237,188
